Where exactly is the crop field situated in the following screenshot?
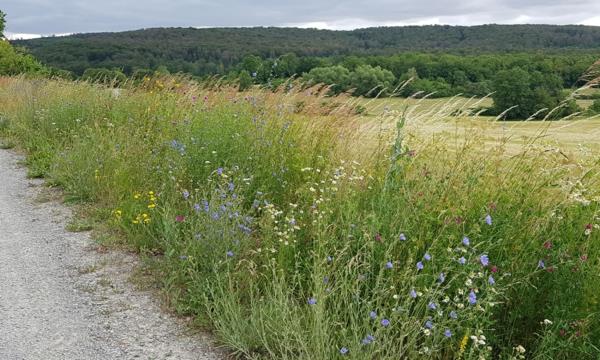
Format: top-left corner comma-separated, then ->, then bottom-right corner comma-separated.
1,76 -> 599,359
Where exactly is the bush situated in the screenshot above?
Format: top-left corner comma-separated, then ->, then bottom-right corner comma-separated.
0,40 -> 44,75
304,65 -> 351,95
587,99 -> 600,114
348,65 -> 396,97
491,67 -> 575,120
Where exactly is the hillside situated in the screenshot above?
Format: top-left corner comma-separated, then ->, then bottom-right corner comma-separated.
14,24 -> 600,76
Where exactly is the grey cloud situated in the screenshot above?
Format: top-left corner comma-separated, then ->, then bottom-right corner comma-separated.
3,0 -> 600,35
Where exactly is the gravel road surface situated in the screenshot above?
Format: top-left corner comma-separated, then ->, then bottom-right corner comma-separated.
0,149 -> 222,360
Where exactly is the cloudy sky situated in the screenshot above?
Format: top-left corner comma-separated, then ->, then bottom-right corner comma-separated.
3,0 -> 600,39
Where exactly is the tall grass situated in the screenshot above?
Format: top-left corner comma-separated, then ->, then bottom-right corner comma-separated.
1,76 -> 599,359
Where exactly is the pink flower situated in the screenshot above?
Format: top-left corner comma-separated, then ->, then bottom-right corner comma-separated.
175,215 -> 185,223
543,241 -> 552,250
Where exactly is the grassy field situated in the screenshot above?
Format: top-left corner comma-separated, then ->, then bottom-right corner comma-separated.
354,95 -> 600,154
1,76 -> 599,359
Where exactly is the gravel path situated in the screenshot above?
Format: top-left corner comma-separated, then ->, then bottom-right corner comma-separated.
0,149 -> 222,360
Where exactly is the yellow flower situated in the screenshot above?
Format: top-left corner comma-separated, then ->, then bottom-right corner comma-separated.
114,209 -> 122,217
134,193 -> 141,199
459,333 -> 469,355
132,220 -> 139,224
148,203 -> 156,209
142,213 -> 149,218
148,191 -> 154,195
143,218 -> 151,224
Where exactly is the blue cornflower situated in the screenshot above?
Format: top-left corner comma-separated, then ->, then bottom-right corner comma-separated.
438,272 -> 446,283
485,214 -> 492,225
202,199 -> 209,212
228,182 -> 235,192
488,275 -> 495,285
462,236 -> 470,246
307,297 -> 317,305
182,190 -> 190,199
226,250 -> 234,257
458,256 -> 466,265
468,290 -> 477,305
480,254 -> 489,267
339,347 -> 348,355
424,253 -> 432,261
216,167 -> 224,176
193,203 -> 201,212
449,310 -> 458,319
538,260 -> 545,269
410,289 -> 417,298
424,320 -> 433,329
428,302 -> 437,310
361,334 -> 375,345
385,261 -> 393,269
381,319 -> 390,327
444,329 -> 452,338
399,233 -> 407,241
369,311 -> 377,320
212,212 -> 220,220
416,261 -> 424,270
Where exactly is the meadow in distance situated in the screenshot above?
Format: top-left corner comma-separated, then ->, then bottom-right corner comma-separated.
1,10 -> 600,359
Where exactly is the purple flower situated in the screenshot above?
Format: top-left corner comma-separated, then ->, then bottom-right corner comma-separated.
380,319 -> 390,327
179,255 -> 188,260
202,199 -> 209,212
488,275 -> 495,285
416,261 -> 424,270
449,311 -> 458,319
226,250 -> 234,257
410,289 -> 417,298
538,260 -> 546,269
462,236 -> 470,246
424,320 -> 433,329
369,311 -> 377,320
193,203 -> 201,212
468,290 -> 477,305
216,167 -> 224,176
458,257 -> 466,265
228,182 -> 235,192
438,272 -> 446,283
428,302 -> 437,310
444,329 -> 452,338
485,214 -> 492,225
480,254 -> 489,267
339,347 -> 348,355
424,253 -> 431,261
385,261 -> 393,269
182,190 -> 190,199
307,297 -> 317,305
361,334 -> 375,345
399,233 -> 407,241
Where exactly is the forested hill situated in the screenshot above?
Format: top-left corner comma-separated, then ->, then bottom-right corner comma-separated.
14,24 -> 600,76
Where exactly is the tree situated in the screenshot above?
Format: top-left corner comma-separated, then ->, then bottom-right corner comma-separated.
238,70 -> 253,91
348,65 -> 395,97
304,65 -> 350,95
491,67 -> 575,119
0,10 -> 5,38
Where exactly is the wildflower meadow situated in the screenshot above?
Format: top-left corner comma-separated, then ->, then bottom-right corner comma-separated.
0,75 -> 599,359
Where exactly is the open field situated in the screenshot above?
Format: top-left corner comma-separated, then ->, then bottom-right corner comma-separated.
1,76 -> 599,359
350,96 -> 600,155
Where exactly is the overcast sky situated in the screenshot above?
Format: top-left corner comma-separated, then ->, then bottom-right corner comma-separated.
3,0 -> 600,39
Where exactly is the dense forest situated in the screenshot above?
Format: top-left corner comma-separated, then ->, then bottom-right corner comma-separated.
14,25 -> 600,76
